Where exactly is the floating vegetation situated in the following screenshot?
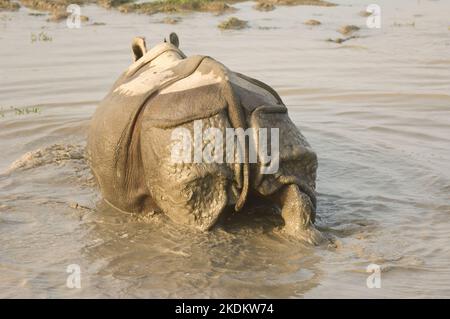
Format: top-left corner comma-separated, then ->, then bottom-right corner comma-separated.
338,24 -> 360,35
253,1 -> 275,12
46,10 -> 89,22
20,0 -> 90,22
31,31 -> 52,42
326,35 -> 358,44
20,0 -> 84,12
0,0 -> 20,11
266,0 -> 335,6
19,0 -> 337,17
159,16 -> 182,24
98,0 -> 134,8
359,10 -> 372,17
116,0 -> 236,15
47,10 -> 70,22
218,17 -> 248,30
304,19 -> 321,26
327,25 -> 360,44
28,12 -> 47,16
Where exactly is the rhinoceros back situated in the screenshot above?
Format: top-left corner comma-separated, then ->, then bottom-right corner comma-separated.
87,45 -> 208,214
87,44 -> 317,230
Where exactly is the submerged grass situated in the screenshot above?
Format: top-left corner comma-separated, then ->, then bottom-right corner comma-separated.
0,106 -> 42,118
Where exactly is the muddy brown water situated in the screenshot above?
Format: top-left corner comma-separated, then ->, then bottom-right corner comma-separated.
1,0 -> 450,298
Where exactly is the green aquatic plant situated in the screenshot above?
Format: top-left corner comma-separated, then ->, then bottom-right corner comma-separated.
13,106 -> 42,115
0,106 -> 42,118
31,31 -> 52,42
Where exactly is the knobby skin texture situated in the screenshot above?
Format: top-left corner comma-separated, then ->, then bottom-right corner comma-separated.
87,34 -> 322,243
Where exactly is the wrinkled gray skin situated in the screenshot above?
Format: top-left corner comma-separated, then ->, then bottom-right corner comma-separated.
87,33 -> 324,244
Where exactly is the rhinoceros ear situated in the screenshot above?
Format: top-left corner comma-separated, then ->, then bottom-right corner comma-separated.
131,37 -> 147,62
169,32 -> 179,48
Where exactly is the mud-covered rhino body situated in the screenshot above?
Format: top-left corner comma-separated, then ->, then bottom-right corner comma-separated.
87,35 -> 321,243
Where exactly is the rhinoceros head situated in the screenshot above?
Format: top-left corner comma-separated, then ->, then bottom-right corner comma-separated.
131,32 -> 180,62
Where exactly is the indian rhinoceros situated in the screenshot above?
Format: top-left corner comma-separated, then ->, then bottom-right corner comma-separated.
87,33 -> 323,244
